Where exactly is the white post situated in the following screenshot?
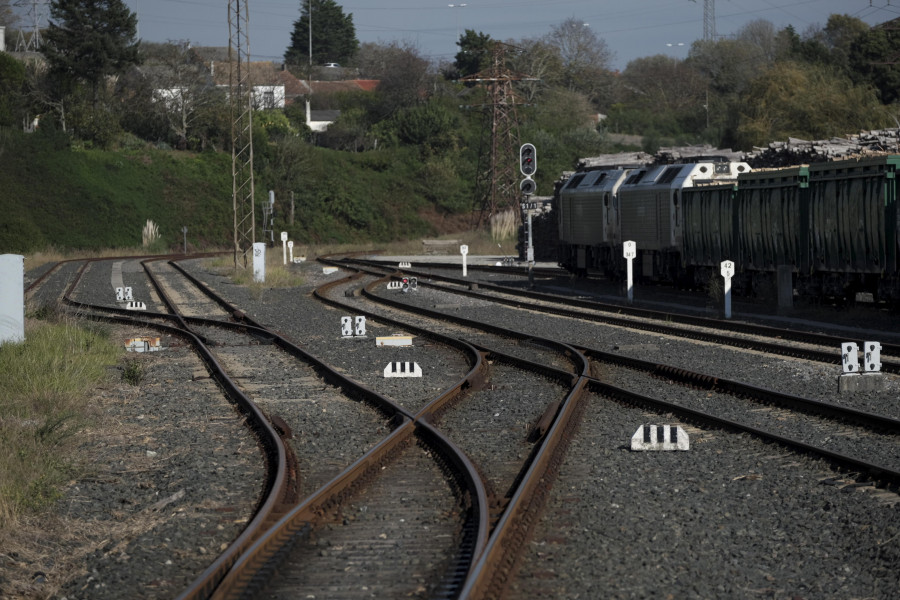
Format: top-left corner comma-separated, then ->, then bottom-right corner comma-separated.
623,241 -> 636,305
460,244 -> 469,277
721,260 -> 735,319
0,254 -> 25,345
281,231 -> 288,265
288,241 -> 294,263
253,243 -> 266,283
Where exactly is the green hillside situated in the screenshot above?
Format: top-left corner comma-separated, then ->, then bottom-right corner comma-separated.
0,131 -> 234,253
0,132 -> 454,254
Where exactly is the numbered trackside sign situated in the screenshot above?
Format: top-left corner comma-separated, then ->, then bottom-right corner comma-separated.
383,362 -> 422,378
341,316 -> 353,337
623,241 -> 636,260
863,341 -> 882,372
341,316 -> 366,337
841,342 -> 860,373
721,260 -> 735,278
631,424 -> 689,451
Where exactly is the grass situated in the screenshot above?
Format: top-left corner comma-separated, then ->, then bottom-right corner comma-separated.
0,314 -> 121,528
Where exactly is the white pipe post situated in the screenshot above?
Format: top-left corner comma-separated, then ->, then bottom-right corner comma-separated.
721,260 -> 735,319
288,241 -> 294,263
623,241 -> 636,305
460,244 -> 469,277
281,231 -> 288,265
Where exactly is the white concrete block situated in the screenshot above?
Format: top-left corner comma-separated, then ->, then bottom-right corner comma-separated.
323,266 -> 339,274
0,254 -> 25,345
376,335 -> 413,347
354,316 -> 366,337
252,242 -> 266,283
125,301 -> 147,311
384,361 -> 422,378
631,424 -> 689,451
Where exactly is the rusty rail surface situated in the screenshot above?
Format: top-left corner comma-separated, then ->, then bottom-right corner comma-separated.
337,256 -> 900,373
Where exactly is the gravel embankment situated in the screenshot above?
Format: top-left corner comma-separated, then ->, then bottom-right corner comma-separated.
6,257 -> 897,600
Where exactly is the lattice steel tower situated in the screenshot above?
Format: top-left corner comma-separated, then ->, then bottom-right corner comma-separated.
703,0 -> 716,41
14,0 -> 48,52
228,0 -> 256,268
462,43 -> 533,228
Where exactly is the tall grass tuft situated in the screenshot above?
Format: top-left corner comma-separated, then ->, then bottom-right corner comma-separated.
142,219 -> 160,248
0,318 -> 120,527
490,209 -> 519,242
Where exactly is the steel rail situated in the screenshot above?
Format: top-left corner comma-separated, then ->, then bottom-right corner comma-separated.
338,257 -> 900,370
577,346 -> 900,432
345,259 -> 900,434
583,377 -> 900,487
165,261 -> 494,599
55,259 -> 296,600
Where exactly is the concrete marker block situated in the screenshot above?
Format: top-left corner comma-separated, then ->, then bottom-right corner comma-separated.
383,361 -> 422,378
631,424 -> 689,451
376,335 -> 414,347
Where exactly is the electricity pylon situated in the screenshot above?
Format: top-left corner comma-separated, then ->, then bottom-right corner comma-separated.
14,0 -> 48,52
228,0 -> 255,269
461,42 -> 536,228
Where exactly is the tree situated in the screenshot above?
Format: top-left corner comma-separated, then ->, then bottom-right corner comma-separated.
453,29 -> 493,78
140,41 -> 224,149
356,41 -> 432,116
848,23 -> 900,104
542,18 -> 614,105
0,53 -> 25,127
44,0 -> 140,92
284,0 -> 359,68
735,61 -> 885,148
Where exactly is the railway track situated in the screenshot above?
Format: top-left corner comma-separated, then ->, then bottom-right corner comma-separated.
16,254 -> 900,599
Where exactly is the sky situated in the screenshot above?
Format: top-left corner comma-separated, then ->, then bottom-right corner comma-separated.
16,0 -> 900,71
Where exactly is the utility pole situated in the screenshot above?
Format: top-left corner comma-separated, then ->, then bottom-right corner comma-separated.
461,43 -> 537,229
228,0 -> 255,269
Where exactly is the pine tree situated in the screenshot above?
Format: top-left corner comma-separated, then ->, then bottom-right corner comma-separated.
43,0 -> 140,99
284,0 -> 359,68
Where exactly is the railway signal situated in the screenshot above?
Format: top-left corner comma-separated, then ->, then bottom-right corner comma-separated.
520,178 -> 536,196
519,143 -> 536,176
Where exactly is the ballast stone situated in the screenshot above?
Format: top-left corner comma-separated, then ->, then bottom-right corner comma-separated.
631,424 -> 689,451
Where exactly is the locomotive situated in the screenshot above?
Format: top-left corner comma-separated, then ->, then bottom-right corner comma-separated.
557,154 -> 900,302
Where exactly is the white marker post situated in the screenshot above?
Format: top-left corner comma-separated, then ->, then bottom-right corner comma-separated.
460,244 -> 469,277
721,260 -> 735,319
288,241 -> 294,263
623,241 -> 636,304
281,231 -> 288,265
253,242 -> 266,283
